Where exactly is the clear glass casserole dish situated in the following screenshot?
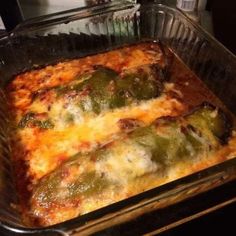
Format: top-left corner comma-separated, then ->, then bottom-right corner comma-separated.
0,1 -> 236,235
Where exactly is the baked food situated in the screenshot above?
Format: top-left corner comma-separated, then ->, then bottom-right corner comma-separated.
6,42 -> 236,226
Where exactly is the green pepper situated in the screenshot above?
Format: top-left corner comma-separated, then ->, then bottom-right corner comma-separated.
30,103 -> 231,214
186,103 -> 232,144
31,153 -> 111,207
20,64 -> 166,128
63,65 -> 163,114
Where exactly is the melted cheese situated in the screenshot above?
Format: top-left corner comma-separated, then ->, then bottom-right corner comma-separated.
19,95 -> 185,180
6,42 -> 236,227
95,141 -> 159,183
35,140 -> 236,226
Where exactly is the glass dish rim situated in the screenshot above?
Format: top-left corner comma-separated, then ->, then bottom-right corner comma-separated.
0,1 -> 236,234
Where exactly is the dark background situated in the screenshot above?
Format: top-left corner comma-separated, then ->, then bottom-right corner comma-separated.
209,0 -> 236,55
159,203 -> 236,235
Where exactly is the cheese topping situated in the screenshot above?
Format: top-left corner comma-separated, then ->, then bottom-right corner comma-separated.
6,42 -> 236,227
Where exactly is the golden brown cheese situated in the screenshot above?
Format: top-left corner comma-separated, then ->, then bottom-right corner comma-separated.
28,104 -> 235,226
8,43 -> 184,206
7,43 -> 165,113
6,42 -> 236,227
8,43 -> 184,182
18,96 -> 184,180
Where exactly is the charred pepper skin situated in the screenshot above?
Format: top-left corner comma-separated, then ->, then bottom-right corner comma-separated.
30,103 -> 231,223
185,102 -> 232,144
19,64 -> 166,128
18,112 -> 54,129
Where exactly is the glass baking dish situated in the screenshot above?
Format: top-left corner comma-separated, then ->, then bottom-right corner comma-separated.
0,1 -> 236,235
